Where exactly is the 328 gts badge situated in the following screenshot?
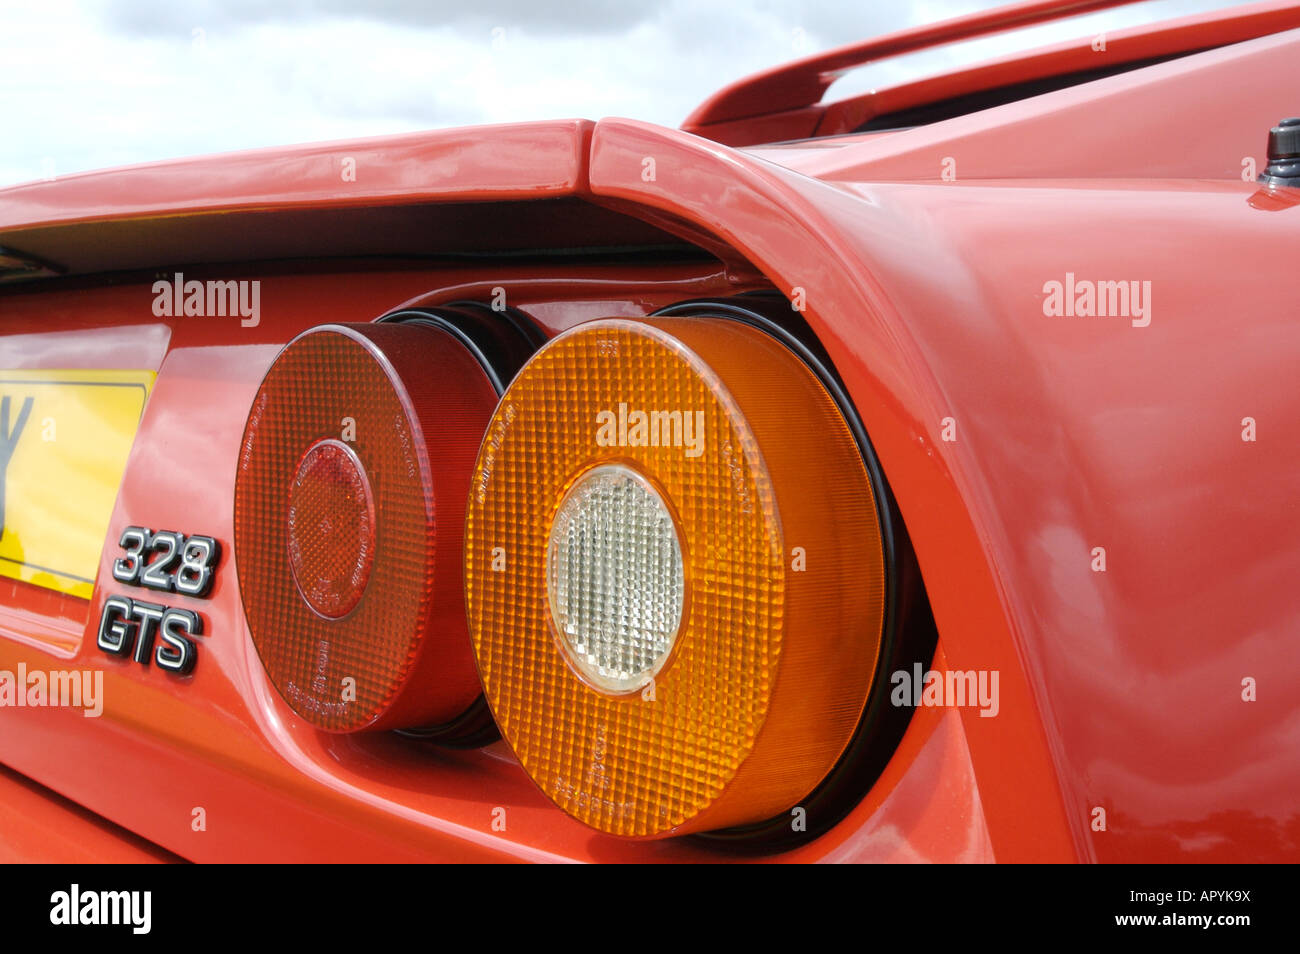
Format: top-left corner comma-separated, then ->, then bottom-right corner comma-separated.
97,526 -> 221,676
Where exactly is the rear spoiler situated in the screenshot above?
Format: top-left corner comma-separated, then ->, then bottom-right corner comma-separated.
682,0 -> 1141,130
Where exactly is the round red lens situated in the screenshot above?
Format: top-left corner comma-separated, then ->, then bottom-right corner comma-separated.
234,321 -> 499,734
287,439 -> 376,620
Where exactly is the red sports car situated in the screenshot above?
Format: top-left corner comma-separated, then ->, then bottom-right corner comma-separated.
1,0 -> 1297,868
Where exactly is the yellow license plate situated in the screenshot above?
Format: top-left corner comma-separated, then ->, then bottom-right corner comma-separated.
0,370 -> 155,599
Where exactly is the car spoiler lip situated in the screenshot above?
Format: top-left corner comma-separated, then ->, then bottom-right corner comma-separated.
0,119 -> 594,234
682,0 -> 1142,130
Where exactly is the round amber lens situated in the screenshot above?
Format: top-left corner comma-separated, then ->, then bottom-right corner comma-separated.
465,317 -> 887,837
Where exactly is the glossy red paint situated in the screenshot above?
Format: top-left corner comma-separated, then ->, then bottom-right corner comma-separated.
0,764 -> 179,864
0,120 -> 592,230
684,0 -> 1300,147
767,25 -> 1300,182
683,0 -> 1140,134
1,4 -> 1297,862
812,0 -> 1300,142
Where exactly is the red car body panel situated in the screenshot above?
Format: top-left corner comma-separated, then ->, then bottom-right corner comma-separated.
1,1 -> 1296,862
684,0 -> 1300,146
682,0 -> 1139,135
0,765 -> 178,864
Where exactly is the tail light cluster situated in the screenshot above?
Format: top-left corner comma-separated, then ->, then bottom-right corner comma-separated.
234,302 -> 907,843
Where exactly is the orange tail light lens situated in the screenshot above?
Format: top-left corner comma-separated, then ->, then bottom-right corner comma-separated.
464,317 -> 888,837
235,322 -> 497,734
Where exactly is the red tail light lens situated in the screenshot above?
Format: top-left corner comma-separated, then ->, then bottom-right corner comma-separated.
235,322 -> 497,734
286,439 -> 377,620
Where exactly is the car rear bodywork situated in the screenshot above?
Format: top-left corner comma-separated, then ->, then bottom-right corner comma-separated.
1,0 -> 1297,862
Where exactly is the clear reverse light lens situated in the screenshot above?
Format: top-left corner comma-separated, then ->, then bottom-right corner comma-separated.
546,463 -> 684,693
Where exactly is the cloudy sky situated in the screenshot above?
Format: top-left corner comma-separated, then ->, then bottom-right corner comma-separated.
0,0 -> 1253,187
